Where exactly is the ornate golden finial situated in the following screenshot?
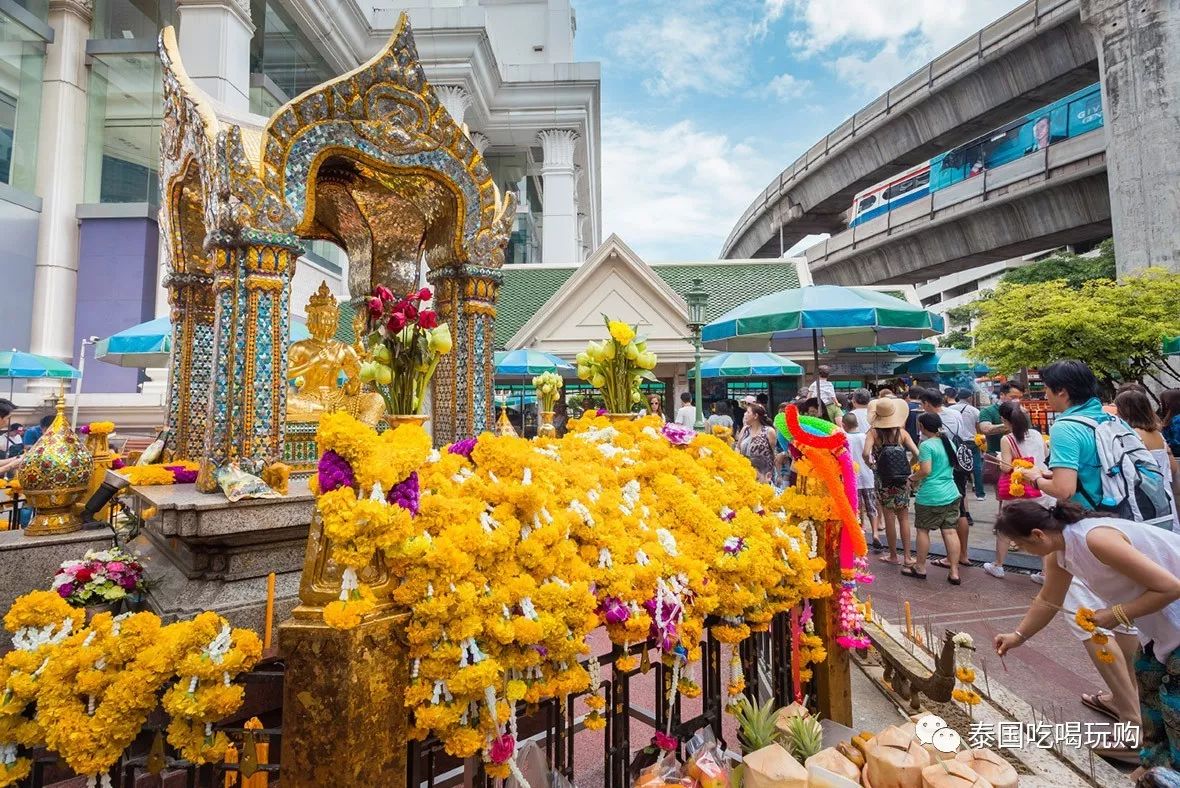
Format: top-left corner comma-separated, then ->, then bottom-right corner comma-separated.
308,280 -> 336,311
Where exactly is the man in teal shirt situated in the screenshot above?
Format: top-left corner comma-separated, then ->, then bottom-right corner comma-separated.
1023,360 -> 1106,507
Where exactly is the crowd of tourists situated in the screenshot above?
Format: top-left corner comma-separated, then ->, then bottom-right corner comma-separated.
671,359 -> 1180,774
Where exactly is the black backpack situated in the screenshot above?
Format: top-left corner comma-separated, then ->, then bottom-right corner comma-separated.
877,444 -> 912,486
940,427 -> 975,475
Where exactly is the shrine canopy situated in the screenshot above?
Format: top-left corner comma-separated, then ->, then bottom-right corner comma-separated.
96,316 -> 310,368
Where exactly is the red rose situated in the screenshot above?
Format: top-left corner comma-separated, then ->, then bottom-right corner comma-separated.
418,310 -> 439,329
374,285 -> 394,303
367,296 -> 384,318
417,287 -> 433,301
74,568 -> 93,583
403,303 -> 418,321
386,312 -> 407,333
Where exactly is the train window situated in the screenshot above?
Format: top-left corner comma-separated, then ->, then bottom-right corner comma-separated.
858,195 -> 877,212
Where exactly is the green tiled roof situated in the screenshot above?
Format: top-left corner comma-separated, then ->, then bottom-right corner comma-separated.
651,262 -> 800,323
493,260 -> 801,350
494,266 -> 577,348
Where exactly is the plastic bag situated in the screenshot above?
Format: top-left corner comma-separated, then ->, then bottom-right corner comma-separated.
506,740 -> 548,788
685,740 -> 732,788
217,462 -> 281,502
633,753 -> 692,788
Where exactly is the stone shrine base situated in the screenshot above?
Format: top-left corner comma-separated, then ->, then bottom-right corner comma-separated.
128,477 -> 314,635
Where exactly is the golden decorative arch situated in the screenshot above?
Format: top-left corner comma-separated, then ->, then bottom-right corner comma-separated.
259,13 -> 515,295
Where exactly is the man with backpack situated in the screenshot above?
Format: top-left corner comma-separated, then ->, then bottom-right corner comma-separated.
1020,359 -> 1175,760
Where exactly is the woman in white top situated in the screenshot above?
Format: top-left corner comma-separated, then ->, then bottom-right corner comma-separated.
984,401 -> 1054,578
995,500 -> 1180,772
1115,388 -> 1180,531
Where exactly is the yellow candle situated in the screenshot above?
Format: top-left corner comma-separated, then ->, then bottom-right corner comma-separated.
864,595 -> 873,623
263,572 -> 276,652
904,601 -> 913,638
223,743 -> 239,787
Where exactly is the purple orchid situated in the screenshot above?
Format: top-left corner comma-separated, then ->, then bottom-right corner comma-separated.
599,596 -> 630,625
661,421 -> 695,446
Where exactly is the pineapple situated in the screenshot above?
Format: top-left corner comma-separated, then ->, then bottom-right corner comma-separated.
780,712 -> 824,762
733,696 -> 780,754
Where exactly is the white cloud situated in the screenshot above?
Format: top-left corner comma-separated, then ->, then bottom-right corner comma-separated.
754,0 -> 791,37
600,116 -> 776,260
781,0 -> 1024,93
608,5 -> 755,96
767,72 -> 810,100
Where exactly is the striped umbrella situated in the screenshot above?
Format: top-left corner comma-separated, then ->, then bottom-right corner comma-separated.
96,316 -> 310,368
893,348 -> 991,375
687,352 -> 803,379
0,350 -> 80,379
494,348 -> 576,377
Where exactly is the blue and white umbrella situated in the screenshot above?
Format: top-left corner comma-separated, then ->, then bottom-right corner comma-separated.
494,348 -> 575,377
96,316 -> 310,368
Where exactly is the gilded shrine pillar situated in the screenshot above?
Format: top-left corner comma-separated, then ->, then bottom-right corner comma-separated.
429,266 -> 500,443
165,271 -> 216,460
197,234 -> 300,487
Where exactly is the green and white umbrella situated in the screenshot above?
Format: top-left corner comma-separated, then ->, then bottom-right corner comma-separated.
96,316 -> 310,368
893,348 -> 991,375
0,350 -> 80,380
494,348 -> 576,377
702,285 -> 945,391
687,352 -> 803,379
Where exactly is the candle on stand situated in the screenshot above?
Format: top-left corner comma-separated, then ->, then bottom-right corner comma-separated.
263,572 -> 276,651
904,601 -> 913,639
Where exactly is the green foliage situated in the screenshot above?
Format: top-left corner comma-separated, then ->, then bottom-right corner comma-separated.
940,330 -> 974,350
971,268 -> 1180,386
999,239 -> 1115,288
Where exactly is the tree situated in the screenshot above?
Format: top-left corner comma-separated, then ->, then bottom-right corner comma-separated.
940,294 -> 990,350
971,269 -> 1180,390
999,239 -> 1115,288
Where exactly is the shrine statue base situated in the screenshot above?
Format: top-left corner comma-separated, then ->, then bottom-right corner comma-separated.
279,611 -> 409,787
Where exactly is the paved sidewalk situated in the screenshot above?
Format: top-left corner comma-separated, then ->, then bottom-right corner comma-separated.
864,489 -> 1114,733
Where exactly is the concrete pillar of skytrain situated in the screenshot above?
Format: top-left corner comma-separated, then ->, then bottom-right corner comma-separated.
1080,0 -> 1180,276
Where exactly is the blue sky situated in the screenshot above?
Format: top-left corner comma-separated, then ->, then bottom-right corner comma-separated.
573,0 -> 1024,261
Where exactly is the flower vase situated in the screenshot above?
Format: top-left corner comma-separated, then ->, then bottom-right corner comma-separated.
383,414 -> 429,431
538,411 -> 556,437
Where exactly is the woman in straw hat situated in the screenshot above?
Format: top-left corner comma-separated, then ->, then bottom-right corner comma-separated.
863,398 -> 920,566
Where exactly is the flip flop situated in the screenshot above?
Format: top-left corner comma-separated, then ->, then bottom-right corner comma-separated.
878,555 -> 902,565
900,566 -> 927,580
931,557 -> 973,569
1081,692 -> 1120,722
947,576 -> 962,585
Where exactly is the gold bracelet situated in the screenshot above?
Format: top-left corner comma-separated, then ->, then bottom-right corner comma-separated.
1112,604 -> 1134,628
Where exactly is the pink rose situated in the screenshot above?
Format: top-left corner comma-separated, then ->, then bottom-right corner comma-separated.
489,734 -> 515,764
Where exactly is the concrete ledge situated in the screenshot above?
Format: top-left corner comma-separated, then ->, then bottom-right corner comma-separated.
133,478 -> 314,540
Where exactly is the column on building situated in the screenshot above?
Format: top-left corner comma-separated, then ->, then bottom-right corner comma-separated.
537,129 -> 579,265
1080,0 -> 1180,275
436,85 -> 472,127
175,0 -> 254,113
28,0 -> 93,369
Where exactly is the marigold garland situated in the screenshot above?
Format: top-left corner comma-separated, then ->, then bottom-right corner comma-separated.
312,411 -> 828,762
1075,606 -> 1116,662
951,632 -> 981,708
0,594 -> 260,787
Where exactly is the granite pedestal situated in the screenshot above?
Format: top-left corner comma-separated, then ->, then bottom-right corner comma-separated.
127,478 -> 314,635
0,526 -> 112,650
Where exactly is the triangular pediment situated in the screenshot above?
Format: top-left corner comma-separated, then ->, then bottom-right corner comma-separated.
506,235 -> 697,361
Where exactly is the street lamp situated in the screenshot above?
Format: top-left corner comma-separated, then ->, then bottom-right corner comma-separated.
685,278 -> 709,433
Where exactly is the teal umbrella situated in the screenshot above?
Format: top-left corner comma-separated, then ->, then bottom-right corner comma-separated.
702,285 -> 945,393
96,316 -> 310,368
894,348 -> 990,375
1165,336 -> 1180,356
0,350 -> 80,380
495,348 -> 575,377
687,352 -> 803,379
702,286 -> 945,352
848,340 -> 937,354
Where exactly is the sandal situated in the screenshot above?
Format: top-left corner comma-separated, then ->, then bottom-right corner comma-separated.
878,554 -> 902,565
947,576 -> 962,585
900,566 -> 927,581
931,557 -> 973,569
1081,692 -> 1120,722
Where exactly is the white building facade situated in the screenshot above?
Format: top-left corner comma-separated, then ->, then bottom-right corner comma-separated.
2,0 -> 599,418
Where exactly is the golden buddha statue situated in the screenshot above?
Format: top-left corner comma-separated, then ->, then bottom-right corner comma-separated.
287,281 -> 385,426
